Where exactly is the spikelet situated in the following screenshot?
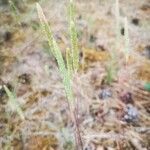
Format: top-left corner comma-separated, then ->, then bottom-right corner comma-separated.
36,3 -> 55,56
66,48 -> 73,79
69,0 -> 79,71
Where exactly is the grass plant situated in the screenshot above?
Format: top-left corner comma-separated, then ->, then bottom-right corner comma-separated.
36,1 -> 82,149
105,0 -> 120,85
105,0 -> 131,84
37,3 -> 74,102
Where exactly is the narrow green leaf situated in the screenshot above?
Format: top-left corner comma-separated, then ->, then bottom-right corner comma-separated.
9,0 -> 21,25
52,40 -> 74,101
4,85 -> 25,120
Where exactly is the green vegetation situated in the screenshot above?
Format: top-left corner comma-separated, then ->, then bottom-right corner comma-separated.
69,0 -> 79,71
66,48 -> 73,79
105,63 -> 116,85
3,85 -> 25,120
9,0 -> 21,25
105,0 -> 120,85
36,3 -> 74,103
36,1 -> 82,149
36,0 -> 80,103
144,82 -> 150,91
105,0 -> 131,84
1,0 -> 149,149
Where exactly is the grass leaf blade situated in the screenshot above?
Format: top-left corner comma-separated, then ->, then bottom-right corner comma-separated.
4,85 -> 25,120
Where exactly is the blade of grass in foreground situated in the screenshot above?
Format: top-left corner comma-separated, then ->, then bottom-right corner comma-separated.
53,40 -> 74,101
36,3 -> 74,102
37,2 -> 83,149
9,0 -> 21,25
4,85 -> 25,120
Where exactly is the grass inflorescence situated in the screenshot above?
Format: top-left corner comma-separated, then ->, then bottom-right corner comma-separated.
36,1 -> 83,149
